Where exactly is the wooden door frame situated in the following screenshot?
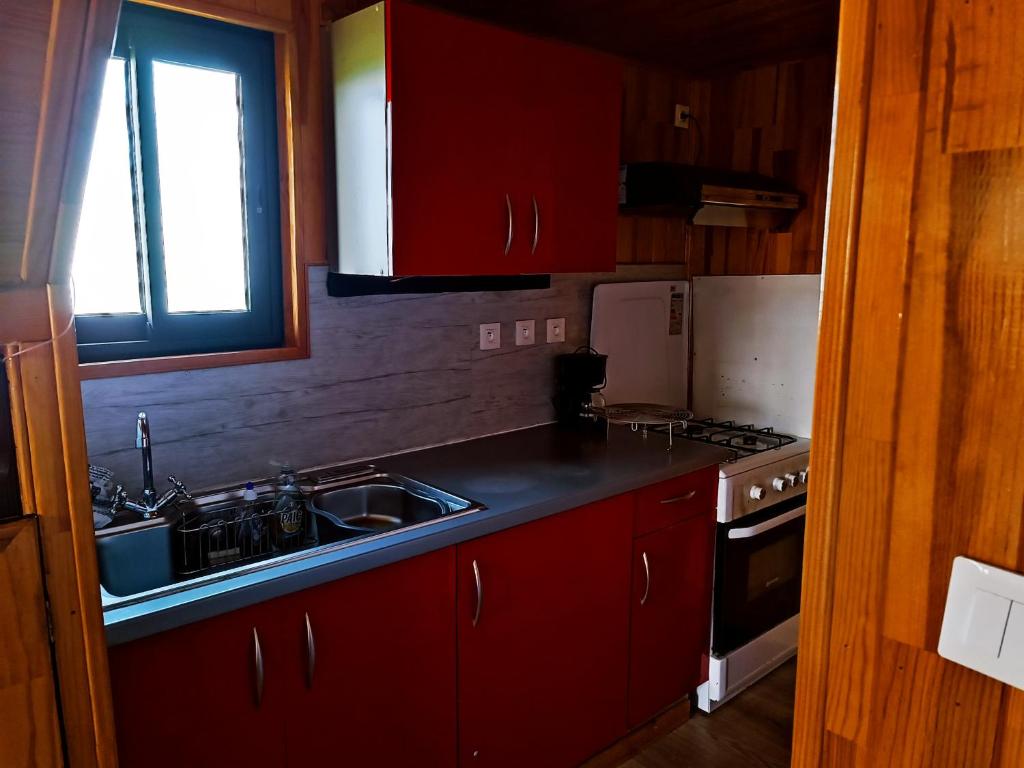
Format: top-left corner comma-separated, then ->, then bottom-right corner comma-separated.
791,0 -> 867,760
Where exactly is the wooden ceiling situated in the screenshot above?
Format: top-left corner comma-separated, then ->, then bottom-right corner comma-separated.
324,0 -> 839,73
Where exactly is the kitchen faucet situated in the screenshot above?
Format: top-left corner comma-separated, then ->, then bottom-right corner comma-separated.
111,411 -> 191,519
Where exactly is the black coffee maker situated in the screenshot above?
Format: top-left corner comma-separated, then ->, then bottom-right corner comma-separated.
553,346 -> 608,427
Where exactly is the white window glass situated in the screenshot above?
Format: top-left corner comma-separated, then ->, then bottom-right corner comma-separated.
152,61 -> 249,313
72,59 -> 143,316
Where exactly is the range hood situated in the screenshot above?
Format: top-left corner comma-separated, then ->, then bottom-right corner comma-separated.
618,163 -> 802,230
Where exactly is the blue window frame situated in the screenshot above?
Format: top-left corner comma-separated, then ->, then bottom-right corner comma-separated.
73,2 -> 283,363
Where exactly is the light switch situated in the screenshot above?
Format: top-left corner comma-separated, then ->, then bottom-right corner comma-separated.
1001,602 -> 1024,672
964,590 -> 1011,656
939,557 -> 1024,691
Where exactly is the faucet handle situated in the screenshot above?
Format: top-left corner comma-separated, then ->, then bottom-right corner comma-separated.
111,485 -> 128,512
168,475 -> 192,501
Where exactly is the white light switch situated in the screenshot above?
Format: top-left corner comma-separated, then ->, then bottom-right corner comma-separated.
939,557 -> 1024,690
1002,602 -> 1024,657
964,590 -> 1011,656
1000,602 -> 1024,681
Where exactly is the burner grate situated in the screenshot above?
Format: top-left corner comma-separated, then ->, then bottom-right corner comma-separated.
658,418 -> 798,460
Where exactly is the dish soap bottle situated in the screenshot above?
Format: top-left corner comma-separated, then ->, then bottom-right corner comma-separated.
271,466 -> 310,550
239,481 -> 264,557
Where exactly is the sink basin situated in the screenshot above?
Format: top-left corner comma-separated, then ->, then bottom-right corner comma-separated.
309,479 -> 463,534
95,467 -> 483,602
95,516 -> 177,598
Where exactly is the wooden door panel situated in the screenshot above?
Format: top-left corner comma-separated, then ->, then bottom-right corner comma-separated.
108,602 -> 288,768
457,497 -> 633,768
627,512 -> 715,727
284,548 -> 457,767
0,518 -> 62,766
794,0 -> 1024,764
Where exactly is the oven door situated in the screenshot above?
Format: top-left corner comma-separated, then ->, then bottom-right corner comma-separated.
712,494 -> 805,655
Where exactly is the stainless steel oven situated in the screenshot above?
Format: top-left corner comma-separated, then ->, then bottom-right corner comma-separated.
711,494 -> 806,655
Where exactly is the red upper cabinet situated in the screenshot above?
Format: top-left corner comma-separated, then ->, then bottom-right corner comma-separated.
512,37 -> 623,275
456,496 -> 633,768
281,548 -> 458,767
331,0 -> 621,277
108,601 -> 289,768
627,482 -> 717,727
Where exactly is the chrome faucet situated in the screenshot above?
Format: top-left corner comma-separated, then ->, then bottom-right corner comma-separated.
111,411 -> 191,519
137,412 -> 157,508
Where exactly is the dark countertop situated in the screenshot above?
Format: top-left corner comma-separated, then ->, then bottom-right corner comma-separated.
103,424 -> 730,645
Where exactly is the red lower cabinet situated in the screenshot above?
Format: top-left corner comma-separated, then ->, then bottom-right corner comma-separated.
108,471 -> 719,767
108,601 -> 289,768
456,496 -> 633,768
283,547 -> 457,767
108,548 -> 456,768
627,511 -> 716,727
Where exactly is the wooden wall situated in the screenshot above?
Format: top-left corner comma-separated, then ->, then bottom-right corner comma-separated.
793,0 -> 1024,764
617,54 -> 835,275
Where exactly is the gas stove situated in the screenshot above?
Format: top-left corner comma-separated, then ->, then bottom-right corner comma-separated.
675,418 -> 810,714
657,417 -> 810,522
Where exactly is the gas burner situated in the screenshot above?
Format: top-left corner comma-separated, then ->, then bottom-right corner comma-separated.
658,418 -> 798,461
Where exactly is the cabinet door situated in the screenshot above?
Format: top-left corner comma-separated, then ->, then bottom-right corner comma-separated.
516,42 -> 622,275
284,548 -> 457,767
627,511 -> 716,727
108,602 -> 288,768
390,1 -> 524,276
457,496 -> 633,767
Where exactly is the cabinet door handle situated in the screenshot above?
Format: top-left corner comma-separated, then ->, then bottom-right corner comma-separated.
660,490 -> 697,504
304,612 -> 316,689
531,195 -> 540,254
640,551 -> 651,606
253,627 -> 264,708
472,559 -> 483,627
504,194 -> 514,256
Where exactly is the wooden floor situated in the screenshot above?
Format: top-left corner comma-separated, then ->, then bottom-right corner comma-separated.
618,659 -> 796,768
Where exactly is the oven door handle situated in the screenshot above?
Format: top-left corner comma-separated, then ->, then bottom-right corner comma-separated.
727,505 -> 806,539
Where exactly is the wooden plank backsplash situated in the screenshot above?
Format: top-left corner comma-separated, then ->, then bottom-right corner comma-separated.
82,265 -> 683,493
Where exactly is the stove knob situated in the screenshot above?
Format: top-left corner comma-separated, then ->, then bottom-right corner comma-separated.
784,473 -> 798,487
771,477 -> 787,492
798,469 -> 809,485
749,485 -> 767,501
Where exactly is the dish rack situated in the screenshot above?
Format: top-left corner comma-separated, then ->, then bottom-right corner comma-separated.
176,496 -> 309,577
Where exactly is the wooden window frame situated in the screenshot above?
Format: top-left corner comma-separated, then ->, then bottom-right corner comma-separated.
78,0 -> 313,380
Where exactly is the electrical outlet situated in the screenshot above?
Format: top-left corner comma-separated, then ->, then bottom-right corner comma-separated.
515,319 -> 536,346
546,318 -> 566,344
674,104 -> 691,129
479,323 -> 501,350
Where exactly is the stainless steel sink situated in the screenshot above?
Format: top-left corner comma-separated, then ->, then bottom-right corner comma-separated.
95,466 -> 483,602
95,515 -> 177,598
309,475 -> 473,534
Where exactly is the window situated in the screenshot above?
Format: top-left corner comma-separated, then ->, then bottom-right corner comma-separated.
72,3 -> 283,363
